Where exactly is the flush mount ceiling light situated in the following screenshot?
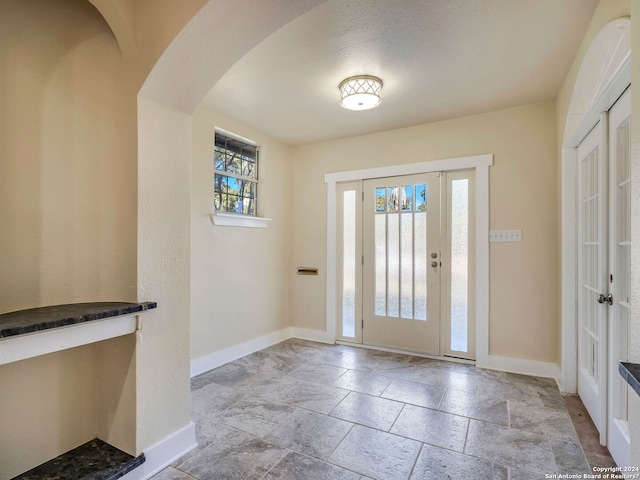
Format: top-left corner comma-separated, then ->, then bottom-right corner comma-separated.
339,75 -> 383,111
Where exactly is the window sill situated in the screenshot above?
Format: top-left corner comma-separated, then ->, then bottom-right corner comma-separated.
211,212 -> 271,228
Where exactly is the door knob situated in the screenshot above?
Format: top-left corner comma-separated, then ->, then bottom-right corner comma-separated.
431,261 -> 438,268
597,293 -> 613,305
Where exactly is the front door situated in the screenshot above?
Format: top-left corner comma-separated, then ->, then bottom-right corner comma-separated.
362,174 -> 442,353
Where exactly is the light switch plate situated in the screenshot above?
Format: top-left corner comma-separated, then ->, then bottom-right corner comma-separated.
489,229 -> 522,242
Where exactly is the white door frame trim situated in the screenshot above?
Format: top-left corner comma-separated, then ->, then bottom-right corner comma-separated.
325,154 -> 493,364
560,17 -> 631,393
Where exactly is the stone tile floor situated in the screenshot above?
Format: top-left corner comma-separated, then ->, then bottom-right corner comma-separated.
152,339 -> 614,480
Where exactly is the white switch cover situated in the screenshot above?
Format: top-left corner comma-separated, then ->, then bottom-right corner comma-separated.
489,229 -> 522,242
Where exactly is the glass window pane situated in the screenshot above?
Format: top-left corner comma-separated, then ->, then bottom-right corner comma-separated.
414,212 -> 427,320
400,212 -> 413,319
375,214 -> 387,316
450,179 -> 469,352
214,132 -> 259,215
342,190 -> 356,337
375,188 -> 386,212
227,195 -> 242,213
388,187 -> 399,212
214,148 -> 226,171
415,184 -> 426,211
227,176 -> 240,194
226,154 -> 242,175
243,160 -> 256,179
241,143 -> 257,162
387,214 -> 400,317
243,197 -> 256,215
401,185 -> 413,211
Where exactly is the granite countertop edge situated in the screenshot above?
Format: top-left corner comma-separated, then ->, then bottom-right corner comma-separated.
619,362 -> 640,397
0,302 -> 157,339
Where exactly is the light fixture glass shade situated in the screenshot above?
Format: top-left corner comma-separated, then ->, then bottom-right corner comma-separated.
339,75 -> 383,111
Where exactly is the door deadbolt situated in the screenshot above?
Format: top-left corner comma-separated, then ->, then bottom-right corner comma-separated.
431,252 -> 438,259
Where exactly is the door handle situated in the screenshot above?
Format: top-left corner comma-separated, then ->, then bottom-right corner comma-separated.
597,293 -> 613,305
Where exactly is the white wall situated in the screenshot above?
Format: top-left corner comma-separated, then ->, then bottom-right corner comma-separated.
291,101 -> 560,364
190,107 -> 293,360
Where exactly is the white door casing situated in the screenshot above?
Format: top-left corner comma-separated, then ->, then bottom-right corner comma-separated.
326,154 -> 492,363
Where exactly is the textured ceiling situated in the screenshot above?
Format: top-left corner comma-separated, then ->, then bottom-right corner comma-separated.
202,0 -> 598,146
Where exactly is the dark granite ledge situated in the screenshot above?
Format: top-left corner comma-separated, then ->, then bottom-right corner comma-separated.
11,438 -> 145,480
619,362 -> 640,397
0,302 -> 157,339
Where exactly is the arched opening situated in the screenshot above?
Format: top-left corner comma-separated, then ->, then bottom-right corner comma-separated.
134,0 -> 328,456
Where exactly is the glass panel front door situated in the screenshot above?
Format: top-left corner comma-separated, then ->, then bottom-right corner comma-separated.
363,174 -> 442,353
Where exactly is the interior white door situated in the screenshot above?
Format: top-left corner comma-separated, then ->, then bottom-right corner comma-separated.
363,173 -> 441,353
606,87 -> 631,467
577,119 -> 608,440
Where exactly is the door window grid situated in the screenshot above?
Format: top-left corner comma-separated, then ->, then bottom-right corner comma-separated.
214,132 -> 258,215
374,184 -> 428,321
580,147 -> 600,381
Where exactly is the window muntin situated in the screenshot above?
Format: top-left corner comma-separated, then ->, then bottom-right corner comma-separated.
214,132 -> 258,215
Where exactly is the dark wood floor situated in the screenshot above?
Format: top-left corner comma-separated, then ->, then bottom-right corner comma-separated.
564,395 -> 617,472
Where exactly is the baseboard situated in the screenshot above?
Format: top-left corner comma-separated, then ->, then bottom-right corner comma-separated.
190,328 -> 291,377
477,354 -> 560,380
191,328 -> 561,383
289,327 -> 334,344
120,422 -> 197,480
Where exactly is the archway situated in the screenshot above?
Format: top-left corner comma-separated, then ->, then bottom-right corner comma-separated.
133,0 -> 328,459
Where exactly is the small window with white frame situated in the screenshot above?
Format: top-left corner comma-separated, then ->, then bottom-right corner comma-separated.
214,130 -> 258,215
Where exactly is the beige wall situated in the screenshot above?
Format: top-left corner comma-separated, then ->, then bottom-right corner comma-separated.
291,101 -> 559,363
0,1 -> 138,477
135,0 -> 208,88
135,0 -> 325,470
190,108 -> 293,358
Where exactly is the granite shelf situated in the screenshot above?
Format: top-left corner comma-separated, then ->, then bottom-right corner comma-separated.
0,302 -> 156,366
11,438 -> 145,480
619,362 -> 640,397
0,302 -> 156,338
